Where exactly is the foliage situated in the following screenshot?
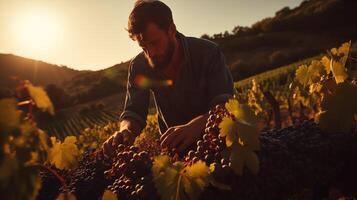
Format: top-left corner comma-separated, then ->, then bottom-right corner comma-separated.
0,97 -> 50,200
48,136 -> 79,170
317,82 -> 357,133
77,122 -> 118,154
219,99 -> 260,175
25,81 -> 55,115
291,41 -> 357,132
152,155 -> 211,200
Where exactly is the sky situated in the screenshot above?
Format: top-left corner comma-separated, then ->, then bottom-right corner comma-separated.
0,0 -> 303,70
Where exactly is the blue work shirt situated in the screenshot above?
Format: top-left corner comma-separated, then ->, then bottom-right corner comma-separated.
119,32 -> 234,135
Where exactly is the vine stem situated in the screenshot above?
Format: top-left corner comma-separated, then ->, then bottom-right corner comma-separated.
175,173 -> 183,200
38,164 -> 67,187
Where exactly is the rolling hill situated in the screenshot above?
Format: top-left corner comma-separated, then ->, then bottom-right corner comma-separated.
1,0 -> 356,107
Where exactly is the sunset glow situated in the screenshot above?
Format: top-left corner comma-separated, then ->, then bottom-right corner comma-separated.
15,12 -> 62,57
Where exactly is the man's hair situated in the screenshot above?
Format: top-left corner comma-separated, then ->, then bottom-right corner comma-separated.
127,0 -> 173,40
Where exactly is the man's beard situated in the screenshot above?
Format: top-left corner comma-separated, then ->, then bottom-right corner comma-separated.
145,39 -> 175,70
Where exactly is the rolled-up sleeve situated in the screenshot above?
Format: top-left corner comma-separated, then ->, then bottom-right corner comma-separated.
119,60 -> 149,129
206,46 -> 234,109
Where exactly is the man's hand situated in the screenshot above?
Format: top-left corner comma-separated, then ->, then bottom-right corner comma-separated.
160,122 -> 205,154
102,118 -> 142,156
102,129 -> 136,157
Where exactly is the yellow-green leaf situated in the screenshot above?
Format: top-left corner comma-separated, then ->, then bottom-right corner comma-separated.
218,117 -> 237,147
236,121 -> 260,151
331,59 -> 348,84
337,41 -> 351,57
309,82 -> 323,94
26,82 -> 55,115
295,65 -> 309,86
48,136 -> 79,169
224,99 -> 258,125
295,62 -> 324,87
321,56 -> 331,74
152,155 -> 181,200
152,156 -> 210,200
182,161 -> 211,200
224,99 -> 240,118
56,192 -> 77,200
230,143 -> 260,176
102,190 -> 117,200
318,82 -> 357,133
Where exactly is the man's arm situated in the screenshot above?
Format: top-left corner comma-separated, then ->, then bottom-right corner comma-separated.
160,44 -> 234,154
102,58 -> 149,156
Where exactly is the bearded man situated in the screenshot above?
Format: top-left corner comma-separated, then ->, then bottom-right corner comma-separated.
103,0 -> 234,156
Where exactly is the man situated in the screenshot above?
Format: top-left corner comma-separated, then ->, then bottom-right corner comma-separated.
102,0 -> 234,156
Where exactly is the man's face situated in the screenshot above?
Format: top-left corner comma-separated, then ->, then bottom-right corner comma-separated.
135,22 -> 175,70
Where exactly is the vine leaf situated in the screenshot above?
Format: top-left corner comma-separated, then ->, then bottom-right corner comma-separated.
102,190 -> 117,200
181,160 -> 210,200
0,98 -> 21,132
330,59 -> 348,84
219,99 -> 259,150
56,192 -> 77,200
329,41 -> 350,84
317,82 -> 357,133
219,99 -> 260,176
295,61 -> 324,87
25,82 -> 55,115
230,143 -> 260,175
152,155 -> 210,200
48,136 -> 79,169
152,155 -> 181,200
218,117 -> 237,147
321,56 -> 331,74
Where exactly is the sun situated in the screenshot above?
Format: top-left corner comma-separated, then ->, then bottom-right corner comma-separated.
16,12 -> 61,55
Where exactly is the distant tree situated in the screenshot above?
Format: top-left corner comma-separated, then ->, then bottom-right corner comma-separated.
212,33 -> 223,39
232,25 -> 250,36
275,6 -> 291,17
200,34 -> 211,40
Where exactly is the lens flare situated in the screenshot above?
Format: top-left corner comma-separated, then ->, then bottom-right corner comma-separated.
134,74 -> 173,89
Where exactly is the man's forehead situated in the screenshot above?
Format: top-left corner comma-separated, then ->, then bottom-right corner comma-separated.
135,23 -> 164,43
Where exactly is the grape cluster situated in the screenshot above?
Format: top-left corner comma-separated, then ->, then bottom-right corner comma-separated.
105,144 -> 158,200
182,104 -> 237,186
185,105 -> 229,164
63,150 -> 111,200
37,166 -> 65,200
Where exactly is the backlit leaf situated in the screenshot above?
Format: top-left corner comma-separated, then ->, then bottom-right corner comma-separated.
318,82 -> 357,133
48,136 -> 79,169
102,190 -> 117,200
56,192 -> 77,200
182,161 -> 210,200
295,65 -> 309,86
26,82 -> 55,115
331,59 -> 348,84
230,143 -> 259,175
321,56 -> 331,74
152,155 -> 210,200
218,117 -> 237,147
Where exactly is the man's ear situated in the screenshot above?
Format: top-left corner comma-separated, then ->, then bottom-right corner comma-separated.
168,23 -> 176,37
